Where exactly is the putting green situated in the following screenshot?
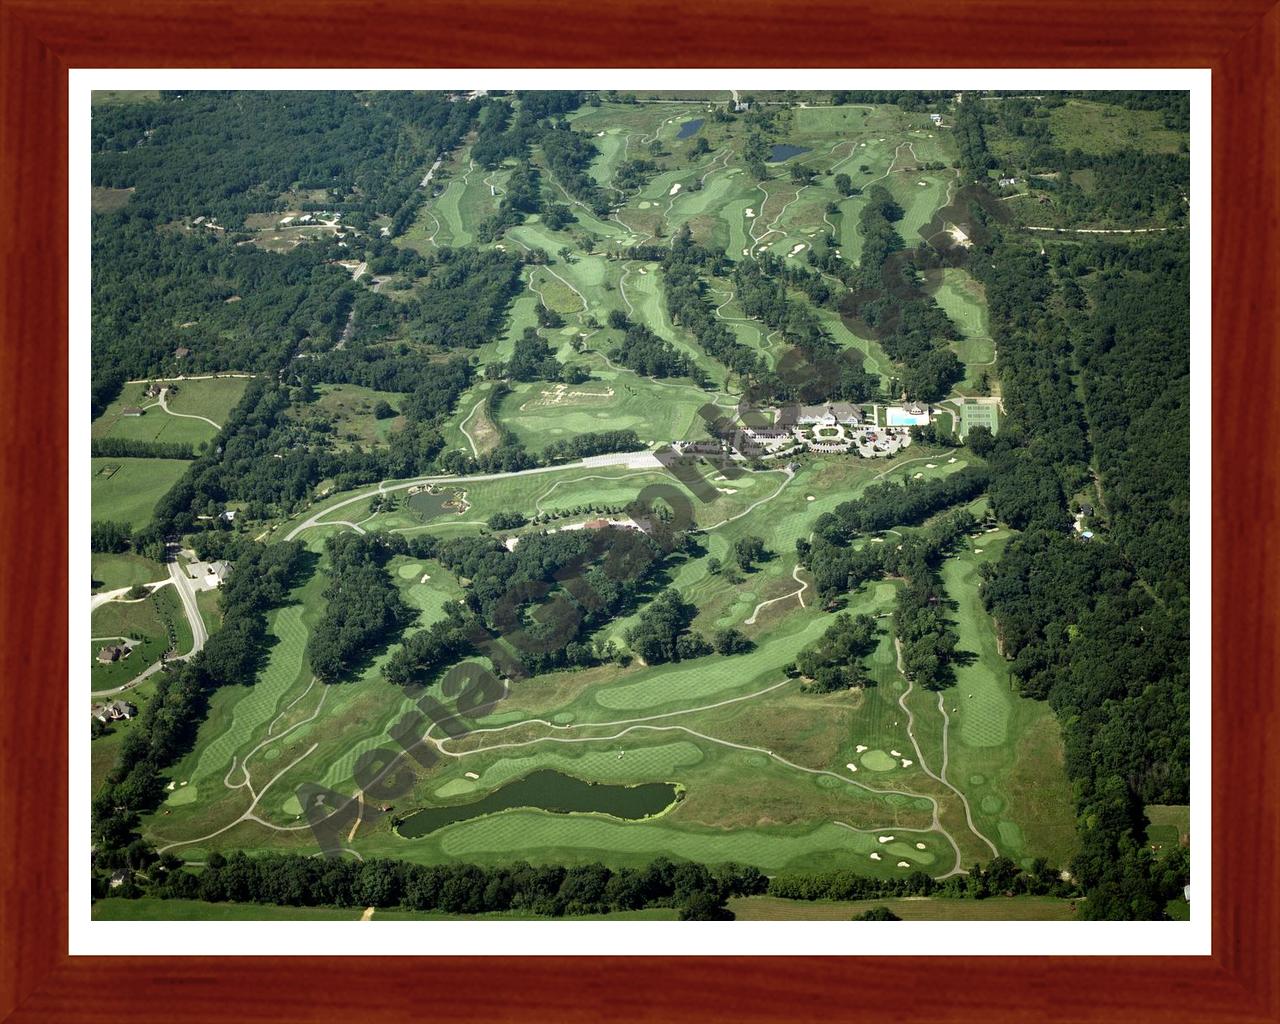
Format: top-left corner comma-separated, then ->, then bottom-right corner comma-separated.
165,785 -> 198,807
396,562 -> 425,579
860,749 -> 898,771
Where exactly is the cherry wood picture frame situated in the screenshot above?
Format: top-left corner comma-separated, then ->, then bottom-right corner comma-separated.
2,1 -> 1277,1020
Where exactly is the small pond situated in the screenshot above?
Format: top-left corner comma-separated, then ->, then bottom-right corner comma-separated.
675,118 -> 704,140
767,143 -> 811,163
397,769 -> 680,838
407,488 -> 465,521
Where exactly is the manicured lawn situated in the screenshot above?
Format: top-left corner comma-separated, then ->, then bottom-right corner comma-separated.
90,587 -> 190,691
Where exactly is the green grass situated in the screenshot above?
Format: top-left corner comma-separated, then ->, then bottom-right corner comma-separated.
729,894 -> 1082,921
91,458 -> 190,530
161,377 -> 251,424
90,551 -> 166,593
931,269 -> 996,389
290,383 -> 405,450
92,382 -> 219,447
91,896 -> 679,921
1145,804 -> 1189,859
90,587 -> 189,691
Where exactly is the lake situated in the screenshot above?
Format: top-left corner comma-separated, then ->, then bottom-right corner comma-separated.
675,118 -> 704,140
396,769 -> 680,838
767,144 -> 811,163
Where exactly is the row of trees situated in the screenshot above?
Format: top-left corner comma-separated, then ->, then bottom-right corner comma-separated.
111,851 -> 768,920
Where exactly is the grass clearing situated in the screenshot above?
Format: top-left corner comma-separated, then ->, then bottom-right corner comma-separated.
729,894 -> 1081,921
91,458 -> 190,530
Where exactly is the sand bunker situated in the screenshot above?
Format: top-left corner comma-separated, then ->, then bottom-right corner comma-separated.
669,183 -> 682,196
901,758 -> 913,768
789,244 -> 806,256
897,861 -> 911,868
420,573 -> 431,583
869,852 -> 882,861
878,836 -> 895,844
890,750 -> 901,757
856,744 -> 868,753
916,842 -> 927,850
745,208 -> 756,217
845,763 -> 858,773
464,771 -> 479,780
913,473 -> 924,479
926,463 -> 937,468
947,457 -> 957,463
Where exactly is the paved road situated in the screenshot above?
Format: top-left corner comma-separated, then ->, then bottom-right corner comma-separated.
168,553 -> 209,656
283,451 -> 661,541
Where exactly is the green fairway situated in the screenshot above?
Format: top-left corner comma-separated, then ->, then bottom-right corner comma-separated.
931,269 -> 996,388
91,458 -> 190,530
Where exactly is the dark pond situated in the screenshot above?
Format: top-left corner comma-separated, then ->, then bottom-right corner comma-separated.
767,144 -> 811,163
397,769 -> 680,838
675,118 -> 704,140
407,488 -> 461,521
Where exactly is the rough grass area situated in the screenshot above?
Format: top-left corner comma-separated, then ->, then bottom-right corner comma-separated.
91,458 -> 190,530
91,552 -> 167,593
1048,99 -> 1185,155
729,894 -> 1081,921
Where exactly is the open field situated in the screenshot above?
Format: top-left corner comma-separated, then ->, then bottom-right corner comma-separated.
91,458 -> 190,529
289,383 -> 405,449
161,376 -> 250,424
930,268 -> 996,390
729,894 -> 1082,921
1047,100 -> 1185,155
92,896 -> 679,921
90,551 -> 167,593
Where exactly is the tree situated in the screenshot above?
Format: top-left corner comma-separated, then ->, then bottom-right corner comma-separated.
967,425 -> 996,457
712,628 -> 754,655
679,892 -> 734,920
853,906 -> 902,920
373,400 -> 396,420
91,520 -> 132,554
834,172 -> 854,196
732,536 -> 768,572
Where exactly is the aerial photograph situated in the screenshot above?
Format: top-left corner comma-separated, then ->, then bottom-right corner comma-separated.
88,87 -> 1190,923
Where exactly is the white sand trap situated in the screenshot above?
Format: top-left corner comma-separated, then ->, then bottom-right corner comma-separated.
420,573 -> 431,583
638,267 -> 647,274
180,781 -> 188,786
669,183 -> 682,196
596,131 -> 605,137
464,771 -> 479,780
870,852 -> 882,861
806,495 -> 816,501
913,473 -> 924,479
166,781 -> 176,791
890,750 -> 901,758
879,138 -> 886,142
901,759 -> 913,768
742,248 -> 750,255
745,208 -> 756,217
878,835 -> 895,843
986,527 -> 999,533
846,763 -> 859,773
789,243 -> 806,256
918,181 -> 928,187
974,549 -> 983,554
947,457 -> 957,463
916,842 -> 927,850
860,142 -> 867,147
870,537 -> 885,543
856,744 -> 868,753
926,463 -> 937,468
897,861 -> 911,868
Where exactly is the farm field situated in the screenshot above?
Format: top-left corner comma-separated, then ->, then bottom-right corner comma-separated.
91,457 -> 190,529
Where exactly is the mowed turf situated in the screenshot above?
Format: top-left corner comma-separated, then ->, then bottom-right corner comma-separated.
161,376 -> 250,424
91,458 -> 190,530
931,268 -> 996,386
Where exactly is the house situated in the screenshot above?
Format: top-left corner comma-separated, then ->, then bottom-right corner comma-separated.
1080,530 -> 1095,541
207,560 -> 233,586
999,177 -> 1018,187
930,113 -> 944,125
174,346 -> 190,359
120,406 -> 145,417
905,401 -> 926,416
219,509 -> 237,522
92,700 -> 138,723
109,869 -> 131,889
145,382 -> 166,397
1079,502 -> 1094,516
96,645 -> 125,664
